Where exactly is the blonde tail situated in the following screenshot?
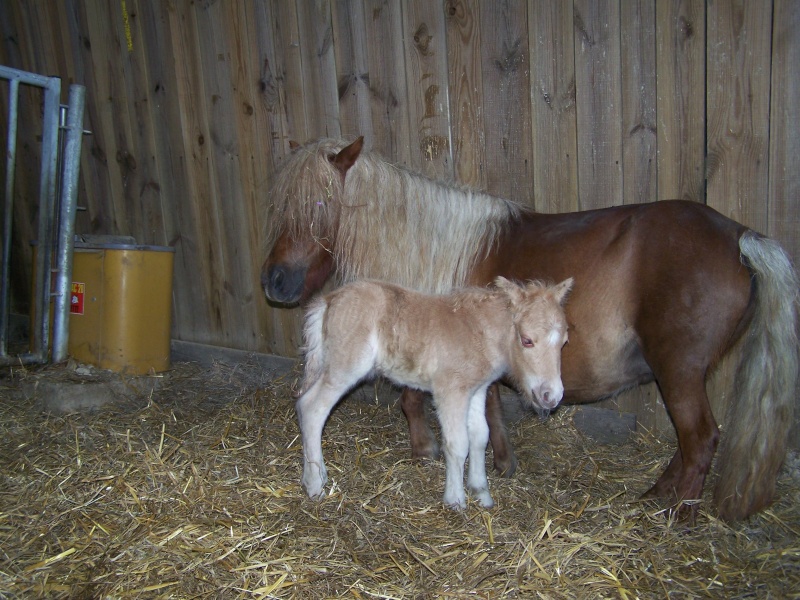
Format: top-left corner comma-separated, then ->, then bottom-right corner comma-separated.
714,231 -> 799,520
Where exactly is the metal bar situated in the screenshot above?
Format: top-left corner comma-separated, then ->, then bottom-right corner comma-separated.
51,84 -> 86,362
30,77 -> 62,362
0,78 -> 19,357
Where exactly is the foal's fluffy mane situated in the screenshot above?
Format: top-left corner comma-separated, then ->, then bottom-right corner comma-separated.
266,138 -> 523,294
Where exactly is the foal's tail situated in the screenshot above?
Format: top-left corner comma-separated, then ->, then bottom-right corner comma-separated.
297,296 -> 328,397
714,231 -> 799,521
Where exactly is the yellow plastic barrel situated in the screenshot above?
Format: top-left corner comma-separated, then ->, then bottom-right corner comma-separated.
68,242 -> 174,374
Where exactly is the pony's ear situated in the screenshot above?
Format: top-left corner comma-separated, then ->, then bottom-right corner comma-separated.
550,277 -> 574,306
289,140 -> 301,151
330,136 -> 364,176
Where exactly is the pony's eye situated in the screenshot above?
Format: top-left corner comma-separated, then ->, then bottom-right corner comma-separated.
521,335 -> 534,348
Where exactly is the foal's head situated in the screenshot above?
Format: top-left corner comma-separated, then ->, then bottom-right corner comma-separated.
495,277 -> 573,411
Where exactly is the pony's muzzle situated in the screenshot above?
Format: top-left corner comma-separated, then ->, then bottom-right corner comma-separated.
262,265 -> 305,305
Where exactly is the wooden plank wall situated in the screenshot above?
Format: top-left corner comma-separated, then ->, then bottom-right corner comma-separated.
1,1 -> 798,437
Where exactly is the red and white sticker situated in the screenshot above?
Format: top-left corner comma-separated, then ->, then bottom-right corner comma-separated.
70,282 -> 85,315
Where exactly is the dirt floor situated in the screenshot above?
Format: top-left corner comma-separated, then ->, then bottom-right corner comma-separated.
0,358 -> 798,599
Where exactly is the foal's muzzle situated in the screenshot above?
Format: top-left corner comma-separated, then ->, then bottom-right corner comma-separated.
532,381 -> 564,411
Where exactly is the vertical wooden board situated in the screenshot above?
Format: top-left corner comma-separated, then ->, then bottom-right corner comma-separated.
528,1 -> 579,213
131,1 -> 183,247
362,0 -> 412,165
402,0 -> 453,178
706,1 -> 772,232
768,0 -> 800,263
655,0 -> 705,202
192,2 -> 262,350
221,2 -> 278,352
250,2 -> 305,356
165,2 -> 219,342
614,1 -> 665,428
79,1 -> 137,236
250,2 -> 291,163
706,2 -> 771,438
132,3 -> 193,341
272,1 -> 310,145
332,0 -> 374,141
479,0 -> 532,204
620,0 -> 657,205
445,0 -> 485,188
117,0 -> 167,246
296,0 -> 341,139
768,0 -> 800,447
573,0 -> 623,210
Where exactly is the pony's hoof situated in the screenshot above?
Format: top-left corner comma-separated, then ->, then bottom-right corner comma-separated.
494,452 -> 517,478
411,441 -> 441,461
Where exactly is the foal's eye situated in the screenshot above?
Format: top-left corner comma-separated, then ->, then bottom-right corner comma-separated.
521,335 -> 534,348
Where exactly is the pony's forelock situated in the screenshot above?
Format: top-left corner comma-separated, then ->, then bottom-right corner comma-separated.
264,138 -> 350,255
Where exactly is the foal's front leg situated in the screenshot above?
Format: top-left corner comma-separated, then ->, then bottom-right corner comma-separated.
296,378 -> 345,499
466,387 -> 494,508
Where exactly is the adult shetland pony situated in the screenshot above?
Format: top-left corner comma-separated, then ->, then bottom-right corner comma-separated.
262,136 -> 799,521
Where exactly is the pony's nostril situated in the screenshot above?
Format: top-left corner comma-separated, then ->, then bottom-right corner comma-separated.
270,267 -> 285,291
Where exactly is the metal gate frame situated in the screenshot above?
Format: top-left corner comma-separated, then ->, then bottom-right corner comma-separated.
0,65 -> 86,365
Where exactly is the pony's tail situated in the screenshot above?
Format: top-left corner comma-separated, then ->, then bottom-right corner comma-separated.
714,231 -> 799,521
297,296 -> 328,398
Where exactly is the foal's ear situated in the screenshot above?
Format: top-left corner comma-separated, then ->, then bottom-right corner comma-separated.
494,276 -> 523,303
289,140 -> 301,151
550,277 -> 574,306
330,136 -> 364,176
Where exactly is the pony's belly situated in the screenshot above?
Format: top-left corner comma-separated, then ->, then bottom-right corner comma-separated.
560,331 -> 653,403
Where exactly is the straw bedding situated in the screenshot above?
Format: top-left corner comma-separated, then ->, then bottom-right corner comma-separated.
1,359 -> 798,599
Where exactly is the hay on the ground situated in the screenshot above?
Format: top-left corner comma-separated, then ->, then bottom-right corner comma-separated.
0,359 -> 798,599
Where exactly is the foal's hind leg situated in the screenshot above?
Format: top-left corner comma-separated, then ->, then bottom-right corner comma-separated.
401,388 -> 440,460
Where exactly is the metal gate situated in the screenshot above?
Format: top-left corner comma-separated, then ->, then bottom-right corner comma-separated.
0,65 -> 85,365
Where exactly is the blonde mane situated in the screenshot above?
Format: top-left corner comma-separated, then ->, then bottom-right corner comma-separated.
266,138 -> 522,294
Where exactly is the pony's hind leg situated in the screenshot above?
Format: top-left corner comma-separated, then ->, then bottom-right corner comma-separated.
401,388 -> 440,460
486,384 -> 517,477
466,387 -> 494,508
643,371 -> 719,517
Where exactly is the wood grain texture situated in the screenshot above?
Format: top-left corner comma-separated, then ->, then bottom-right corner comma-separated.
332,0 -> 374,142
296,0 -> 341,139
655,0 -> 705,202
445,0 -> 485,188
768,0 -> 800,256
706,0 -> 772,232
2,1 -> 798,438
621,0 -> 657,206
528,1 -> 579,213
479,0 -> 532,204
402,0 -> 453,177
362,0 -> 412,165
573,0 -> 623,210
